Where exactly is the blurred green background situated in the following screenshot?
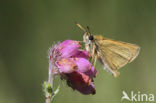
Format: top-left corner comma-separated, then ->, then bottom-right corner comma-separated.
1,0 -> 156,103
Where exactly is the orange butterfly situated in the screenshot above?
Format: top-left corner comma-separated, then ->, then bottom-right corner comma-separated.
77,23 -> 140,77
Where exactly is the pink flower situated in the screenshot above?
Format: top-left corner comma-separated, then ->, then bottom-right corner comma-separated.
49,40 -> 97,95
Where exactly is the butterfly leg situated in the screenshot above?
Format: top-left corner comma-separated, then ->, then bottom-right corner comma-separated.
91,43 -> 96,64
89,44 -> 96,69
93,54 -> 98,67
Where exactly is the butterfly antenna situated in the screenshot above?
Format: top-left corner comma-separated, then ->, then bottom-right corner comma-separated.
87,26 -> 91,34
76,22 -> 86,32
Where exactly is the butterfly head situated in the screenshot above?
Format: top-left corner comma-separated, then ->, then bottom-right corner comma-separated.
76,23 -> 94,44
83,32 -> 94,45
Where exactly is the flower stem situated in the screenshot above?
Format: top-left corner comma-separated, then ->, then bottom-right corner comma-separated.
45,62 -> 54,103
46,97 -> 51,103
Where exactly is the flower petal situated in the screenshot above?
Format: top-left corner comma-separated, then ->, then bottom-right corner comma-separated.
68,81 -> 96,95
73,58 -> 97,78
56,58 -> 77,73
72,50 -> 89,59
76,82 -> 96,95
66,71 -> 91,86
57,40 -> 80,58
84,66 -> 98,78
74,58 -> 91,73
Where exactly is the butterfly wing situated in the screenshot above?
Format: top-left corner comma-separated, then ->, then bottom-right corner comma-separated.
94,36 -> 140,77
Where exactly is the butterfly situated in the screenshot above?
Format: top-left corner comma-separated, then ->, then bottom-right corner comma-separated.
76,23 -> 140,77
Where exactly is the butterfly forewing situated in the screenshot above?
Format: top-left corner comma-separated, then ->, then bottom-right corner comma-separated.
94,36 -> 140,77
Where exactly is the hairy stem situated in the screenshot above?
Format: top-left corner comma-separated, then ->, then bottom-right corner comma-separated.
45,62 -> 54,103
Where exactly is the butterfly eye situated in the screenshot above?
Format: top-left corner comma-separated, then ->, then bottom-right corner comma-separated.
89,35 -> 94,40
